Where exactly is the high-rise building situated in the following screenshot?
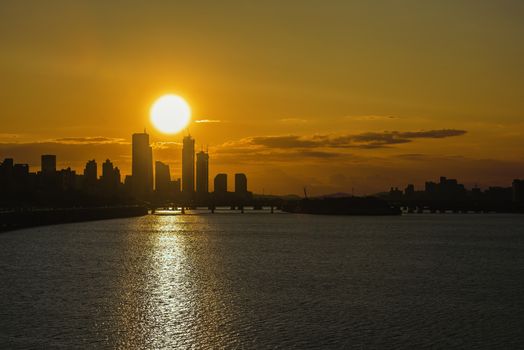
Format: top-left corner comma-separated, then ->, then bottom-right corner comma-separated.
57,167 -> 77,191
235,173 -> 247,194
132,132 -> 153,197
83,159 -> 97,186
214,173 -> 227,194
114,167 -> 121,186
196,151 -> 209,195
41,154 -> 56,175
404,184 -> 415,198
171,178 -> 181,194
102,159 -> 113,179
155,161 -> 171,194
101,159 -> 120,194
182,135 -> 195,195
513,179 -> 524,203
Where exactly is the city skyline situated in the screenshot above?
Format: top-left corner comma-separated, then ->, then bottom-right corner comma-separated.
1,1 -> 524,195
4,131 -> 524,195
1,132 -> 523,200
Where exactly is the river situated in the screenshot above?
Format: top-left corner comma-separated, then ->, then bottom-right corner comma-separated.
1,213 -> 524,348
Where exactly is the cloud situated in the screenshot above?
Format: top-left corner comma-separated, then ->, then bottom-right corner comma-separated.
212,148 -> 345,164
152,141 -> 181,149
250,135 -> 319,148
243,129 -> 467,150
213,129 -> 467,167
345,115 -> 399,121
279,118 -> 308,123
294,150 -> 343,159
0,133 -> 23,139
52,137 -> 128,145
396,129 -> 467,139
195,119 -> 222,123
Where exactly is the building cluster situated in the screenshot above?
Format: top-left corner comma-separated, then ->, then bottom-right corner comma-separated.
387,176 -> 524,203
0,131 -> 251,208
0,154 -> 124,207
128,132 -> 251,204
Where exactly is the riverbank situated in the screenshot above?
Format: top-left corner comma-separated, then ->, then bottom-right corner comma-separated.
0,206 -> 149,232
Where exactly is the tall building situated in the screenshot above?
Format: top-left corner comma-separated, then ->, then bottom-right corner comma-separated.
513,179 -> 524,203
171,178 -> 181,195
182,135 -> 195,195
83,159 -> 97,186
196,151 -> 209,195
57,167 -> 77,191
41,154 -> 56,175
132,132 -> 153,197
101,159 -> 120,194
214,173 -> 227,194
114,167 -> 121,186
155,161 -> 171,194
235,173 -> 247,194
101,159 -> 113,179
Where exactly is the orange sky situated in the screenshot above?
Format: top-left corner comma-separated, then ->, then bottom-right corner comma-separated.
1,1 -> 524,195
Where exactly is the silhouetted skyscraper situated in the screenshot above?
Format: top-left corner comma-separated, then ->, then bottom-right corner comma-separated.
132,132 -> 153,197
235,173 -> 247,194
214,173 -> 227,194
513,179 -> 524,203
182,135 -> 195,195
2,158 -> 13,169
114,167 -> 121,186
83,159 -> 97,185
101,159 -> 120,194
155,161 -> 171,193
41,155 -> 56,175
102,159 -> 113,179
172,178 -> 181,194
404,184 -> 415,198
196,151 -> 209,195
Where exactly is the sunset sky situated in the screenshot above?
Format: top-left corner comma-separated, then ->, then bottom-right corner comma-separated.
1,0 -> 524,195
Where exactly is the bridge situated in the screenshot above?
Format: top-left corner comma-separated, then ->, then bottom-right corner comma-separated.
148,196 -> 285,214
385,198 -> 522,214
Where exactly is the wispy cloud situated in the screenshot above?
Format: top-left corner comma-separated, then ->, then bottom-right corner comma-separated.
211,129 -> 467,165
151,141 -> 181,149
195,119 -> 222,123
250,135 -> 319,148
242,129 -> 467,150
0,133 -> 23,138
279,118 -> 308,123
52,137 -> 128,145
0,133 -> 27,143
345,115 -> 399,121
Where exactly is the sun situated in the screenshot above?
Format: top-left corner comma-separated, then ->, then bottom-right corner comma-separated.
150,94 -> 191,134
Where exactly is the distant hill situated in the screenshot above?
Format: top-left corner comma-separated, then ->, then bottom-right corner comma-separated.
254,192 -> 360,200
252,194 -> 302,200
314,192 -> 353,199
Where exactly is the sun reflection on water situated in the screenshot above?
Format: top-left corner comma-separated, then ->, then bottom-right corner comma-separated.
112,214 -> 238,348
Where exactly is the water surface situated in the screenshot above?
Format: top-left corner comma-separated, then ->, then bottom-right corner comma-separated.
1,213 -> 524,348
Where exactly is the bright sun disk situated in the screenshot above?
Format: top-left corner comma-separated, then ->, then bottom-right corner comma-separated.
150,94 -> 191,134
